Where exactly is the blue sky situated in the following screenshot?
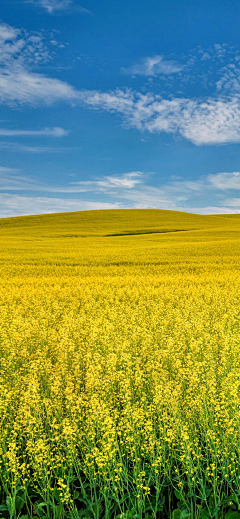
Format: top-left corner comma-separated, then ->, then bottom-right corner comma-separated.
1,0 -> 240,216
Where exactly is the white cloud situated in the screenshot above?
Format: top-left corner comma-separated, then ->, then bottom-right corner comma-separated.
216,66 -> 240,94
0,23 -> 19,43
0,165 -> 17,172
184,206 -> 240,215
223,198 -> 240,207
0,21 -> 78,106
122,55 -> 184,76
28,0 -> 91,14
65,170 -> 240,211
0,171 -> 144,193
2,192 -> 239,217
0,69 -> 78,105
0,193 -> 121,218
2,169 -> 240,216
80,90 -> 240,145
0,142 -> 73,153
38,0 -> 72,12
208,172 -> 240,190
0,127 -> 68,137
0,23 -> 51,68
71,172 -> 144,190
0,170 -> 46,191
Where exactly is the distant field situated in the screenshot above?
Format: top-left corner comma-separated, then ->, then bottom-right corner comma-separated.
1,209 -> 240,519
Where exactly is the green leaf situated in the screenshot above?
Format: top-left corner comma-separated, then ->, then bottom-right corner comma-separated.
6,496 -> 14,515
34,502 -> 50,518
79,509 -> 93,518
180,511 -> 190,519
209,495 -> 215,512
54,504 -> 64,519
53,489 -> 61,503
174,490 -> 182,500
224,513 -> 240,519
200,508 -> 210,519
172,509 -> 181,519
15,495 -> 25,512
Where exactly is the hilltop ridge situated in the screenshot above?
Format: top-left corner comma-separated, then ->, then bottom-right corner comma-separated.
0,208 -> 238,238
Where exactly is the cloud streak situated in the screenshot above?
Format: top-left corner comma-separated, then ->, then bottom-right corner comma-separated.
0,22 -> 78,105
208,171 -> 240,190
2,170 -> 240,217
122,55 -> 184,76
0,69 -> 78,105
0,142 -> 73,153
71,172 -> 144,190
36,0 -> 73,12
27,0 -> 91,14
0,127 -> 68,137
0,193 -> 120,218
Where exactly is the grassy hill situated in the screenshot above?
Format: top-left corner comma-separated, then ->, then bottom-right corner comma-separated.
1,209 -> 240,274
0,208 -> 238,238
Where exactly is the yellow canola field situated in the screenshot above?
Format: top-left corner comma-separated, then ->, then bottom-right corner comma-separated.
1,209 -> 240,519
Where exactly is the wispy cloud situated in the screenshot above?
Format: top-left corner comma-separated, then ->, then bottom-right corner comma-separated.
0,194 -> 120,218
0,165 -> 18,174
27,0 -> 91,14
79,90 -> 240,145
35,0 -> 72,12
2,169 -> 240,216
0,142 -> 73,153
207,172 -> 240,190
122,55 -> 184,76
0,127 -> 68,137
223,198 -> 240,207
216,65 -> 240,94
0,23 -> 51,67
0,69 -> 78,105
0,22 -> 78,105
71,172 -> 144,190
0,169 -> 47,191
0,171 -> 145,193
